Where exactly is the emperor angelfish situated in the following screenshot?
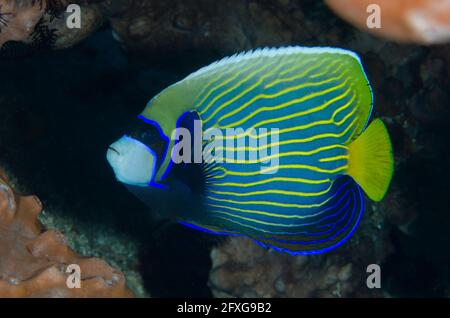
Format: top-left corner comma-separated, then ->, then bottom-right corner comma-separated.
107,47 -> 394,255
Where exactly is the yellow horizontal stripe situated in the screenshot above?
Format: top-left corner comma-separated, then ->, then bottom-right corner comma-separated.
212,210 -> 304,228
222,150 -> 347,164
207,190 -> 350,219
214,214 -> 329,237
214,214 -> 274,233
207,113 -> 355,158
319,155 -> 349,163
207,191 -> 336,208
212,176 -> 332,187
208,203 -> 303,219
204,144 -> 349,165
209,183 -> 332,198
207,92 -> 357,141
209,203 -> 297,219
206,115 -> 358,153
209,163 -> 347,180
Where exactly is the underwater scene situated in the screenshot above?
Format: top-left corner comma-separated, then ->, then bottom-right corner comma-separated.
0,0 -> 449,299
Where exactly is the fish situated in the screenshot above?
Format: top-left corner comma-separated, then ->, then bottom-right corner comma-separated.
107,46 -> 394,255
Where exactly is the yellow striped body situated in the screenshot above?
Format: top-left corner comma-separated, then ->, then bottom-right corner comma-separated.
140,47 -> 393,254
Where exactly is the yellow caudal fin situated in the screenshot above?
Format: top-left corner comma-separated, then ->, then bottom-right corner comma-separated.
347,119 -> 394,202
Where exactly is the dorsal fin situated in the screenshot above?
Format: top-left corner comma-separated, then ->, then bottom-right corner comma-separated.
185,46 -> 364,81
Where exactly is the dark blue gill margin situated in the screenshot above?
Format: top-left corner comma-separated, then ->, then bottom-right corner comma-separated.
137,114 -> 173,183
138,111 -> 200,184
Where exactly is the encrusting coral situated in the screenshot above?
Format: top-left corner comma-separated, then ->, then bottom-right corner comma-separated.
0,0 -> 123,52
0,171 -> 134,297
325,0 -> 450,44
0,0 -> 46,48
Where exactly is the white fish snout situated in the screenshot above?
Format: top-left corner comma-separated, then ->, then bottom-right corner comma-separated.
106,136 -> 156,186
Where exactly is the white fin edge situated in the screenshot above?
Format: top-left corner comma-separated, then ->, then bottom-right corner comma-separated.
184,46 -> 363,81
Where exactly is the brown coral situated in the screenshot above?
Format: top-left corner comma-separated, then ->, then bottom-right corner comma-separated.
0,171 -> 134,298
41,2 -> 105,49
0,0 -> 46,47
0,0 -> 122,50
325,0 -> 450,44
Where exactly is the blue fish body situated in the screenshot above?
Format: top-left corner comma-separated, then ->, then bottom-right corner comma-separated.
116,47 -> 394,255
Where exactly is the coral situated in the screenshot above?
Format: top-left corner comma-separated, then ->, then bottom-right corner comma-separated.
0,171 -> 134,297
325,0 -> 450,44
41,0 -> 127,50
40,3 -> 104,49
0,0 -> 46,47
0,0 -> 123,53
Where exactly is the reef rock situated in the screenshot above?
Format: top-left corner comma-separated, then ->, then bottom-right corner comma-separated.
0,0 -> 123,52
109,0 -> 303,59
209,209 -> 392,298
325,0 -> 450,44
0,0 -> 46,48
0,171 -> 134,298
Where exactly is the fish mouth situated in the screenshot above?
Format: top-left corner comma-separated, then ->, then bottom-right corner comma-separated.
108,146 -> 120,155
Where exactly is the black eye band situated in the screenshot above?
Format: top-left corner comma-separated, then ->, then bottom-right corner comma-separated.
129,118 -> 159,144
127,118 -> 168,170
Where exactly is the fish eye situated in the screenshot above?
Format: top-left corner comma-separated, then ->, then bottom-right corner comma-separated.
128,118 -> 161,142
126,117 -> 168,170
